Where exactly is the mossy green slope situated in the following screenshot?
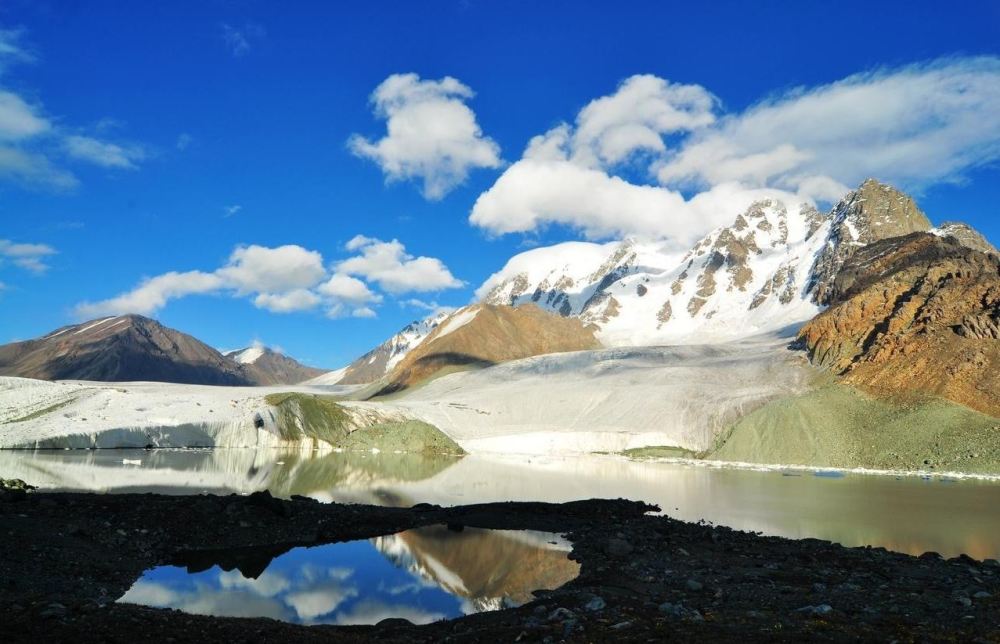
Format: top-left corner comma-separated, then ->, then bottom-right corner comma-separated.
711,384 -> 1000,474
265,393 -> 464,454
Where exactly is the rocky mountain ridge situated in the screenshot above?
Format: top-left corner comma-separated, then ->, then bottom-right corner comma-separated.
329,310 -> 452,385
798,231 -> 1000,416
479,179 -> 942,346
0,316 -> 320,386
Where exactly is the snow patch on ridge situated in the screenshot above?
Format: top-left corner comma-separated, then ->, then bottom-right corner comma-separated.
434,307 -> 479,340
231,345 -> 266,364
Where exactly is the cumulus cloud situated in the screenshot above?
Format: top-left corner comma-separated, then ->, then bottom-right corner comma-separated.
74,238 -> 461,320
63,134 -> 145,169
336,236 -> 464,294
317,273 -> 382,304
471,57 -> 1000,245
0,238 -> 57,273
470,158 -> 687,240
569,74 -> 716,167
349,73 -> 502,199
253,289 -> 322,313
75,270 -> 224,318
218,244 -> 326,294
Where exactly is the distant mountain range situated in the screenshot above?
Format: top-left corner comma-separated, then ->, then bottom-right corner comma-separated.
0,315 -> 322,386
326,178 -> 993,387
2,178 -> 996,399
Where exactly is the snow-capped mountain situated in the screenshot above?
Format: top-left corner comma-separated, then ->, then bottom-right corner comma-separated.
324,310 -> 452,385
223,343 -> 326,385
479,179 -> 932,346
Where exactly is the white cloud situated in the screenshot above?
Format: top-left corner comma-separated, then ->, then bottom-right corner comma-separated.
286,586 -> 358,620
471,57 -> 1000,245
317,273 -> 381,304
223,204 -> 242,218
470,158 -> 686,240
0,91 -> 49,140
75,270 -> 224,318
217,569 -> 290,598
570,74 -> 716,167
63,134 -> 145,169
334,599 -> 445,626
344,234 -> 376,251
73,238 -> 460,320
336,236 -> 464,294
0,238 -> 57,273
0,28 -> 34,72
349,73 -> 502,199
253,289 -> 321,313
0,27 -> 150,189
222,23 -> 265,58
0,146 -> 78,189
217,244 -> 326,294
176,133 -> 193,150
657,57 -> 1000,195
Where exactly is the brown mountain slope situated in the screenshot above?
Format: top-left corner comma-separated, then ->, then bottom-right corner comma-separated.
0,315 -> 253,385
374,303 -> 600,396
798,232 -> 1000,416
225,346 -> 326,385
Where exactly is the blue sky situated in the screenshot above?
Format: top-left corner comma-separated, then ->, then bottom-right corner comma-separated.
1,1 -> 998,368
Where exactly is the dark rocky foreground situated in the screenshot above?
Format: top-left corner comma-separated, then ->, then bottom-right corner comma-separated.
2,486 -> 999,642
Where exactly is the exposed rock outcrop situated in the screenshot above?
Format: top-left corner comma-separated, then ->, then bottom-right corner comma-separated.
934,221 -> 998,256
798,232 -> 1000,416
807,178 -> 932,305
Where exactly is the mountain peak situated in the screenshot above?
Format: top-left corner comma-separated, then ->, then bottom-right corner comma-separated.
932,221 -> 998,256
835,179 -> 931,242
807,179 -> 931,305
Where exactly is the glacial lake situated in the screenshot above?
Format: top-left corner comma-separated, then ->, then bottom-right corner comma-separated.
119,526 -> 579,625
5,448 -> 1000,560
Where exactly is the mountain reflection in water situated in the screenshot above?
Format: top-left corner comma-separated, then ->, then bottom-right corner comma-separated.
119,526 -> 579,625
5,448 -> 1000,560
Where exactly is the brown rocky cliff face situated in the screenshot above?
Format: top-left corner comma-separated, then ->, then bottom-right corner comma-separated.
798,233 -> 1000,416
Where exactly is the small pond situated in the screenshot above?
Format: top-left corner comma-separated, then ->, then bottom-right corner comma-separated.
119,525 -> 579,625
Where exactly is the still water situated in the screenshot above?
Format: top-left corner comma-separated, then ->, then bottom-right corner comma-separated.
119,526 -> 579,625
4,448 -> 1000,560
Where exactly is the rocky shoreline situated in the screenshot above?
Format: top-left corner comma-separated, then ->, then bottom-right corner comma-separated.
2,485 -> 999,642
